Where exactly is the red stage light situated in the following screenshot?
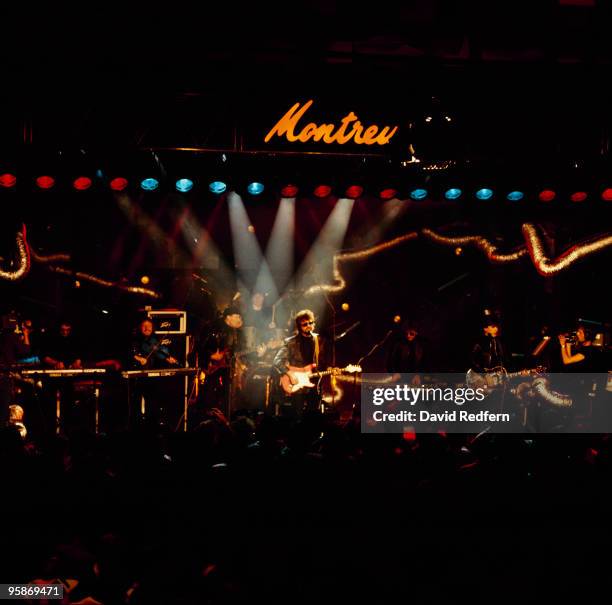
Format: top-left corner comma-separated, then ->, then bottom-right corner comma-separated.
314,184 -> 332,198
345,185 -> 363,199
570,191 -> 588,203
280,184 -> 299,197
0,173 -> 17,188
36,175 -> 55,190
538,190 -> 556,202
73,176 -> 92,191
601,188 -> 612,201
379,188 -> 398,200
110,177 -> 129,191
402,429 -> 416,441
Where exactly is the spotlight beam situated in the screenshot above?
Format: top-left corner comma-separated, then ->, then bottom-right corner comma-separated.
256,197 -> 295,297
228,192 -> 278,300
290,198 -> 355,318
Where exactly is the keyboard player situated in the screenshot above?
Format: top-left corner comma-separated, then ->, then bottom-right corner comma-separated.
129,318 -> 178,429
41,320 -> 82,370
34,320 -> 84,434
131,318 -> 178,369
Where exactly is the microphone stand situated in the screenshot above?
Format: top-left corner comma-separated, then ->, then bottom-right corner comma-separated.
322,291 -> 337,408
357,329 -> 394,368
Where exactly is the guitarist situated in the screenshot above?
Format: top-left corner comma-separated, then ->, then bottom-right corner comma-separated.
196,306 -> 247,418
470,315 -> 507,376
272,309 -> 327,417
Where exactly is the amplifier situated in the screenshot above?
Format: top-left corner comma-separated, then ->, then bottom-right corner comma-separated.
156,334 -> 191,367
148,310 -> 187,334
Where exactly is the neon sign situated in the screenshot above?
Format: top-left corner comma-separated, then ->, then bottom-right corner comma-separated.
264,100 -> 398,146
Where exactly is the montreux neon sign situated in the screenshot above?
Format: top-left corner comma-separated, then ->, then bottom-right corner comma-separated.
264,100 -> 398,146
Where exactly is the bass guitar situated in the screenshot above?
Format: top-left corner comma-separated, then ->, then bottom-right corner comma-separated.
280,364 -> 362,395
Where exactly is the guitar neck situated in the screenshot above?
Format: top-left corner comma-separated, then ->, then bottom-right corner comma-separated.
311,369 -> 334,379
506,369 -> 535,379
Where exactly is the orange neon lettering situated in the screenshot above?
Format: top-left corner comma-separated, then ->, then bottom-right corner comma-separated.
265,100 -> 398,146
298,123 -> 319,142
264,100 -> 313,143
376,126 -> 398,144
352,121 -> 365,144
333,112 -> 358,144
362,125 -> 380,145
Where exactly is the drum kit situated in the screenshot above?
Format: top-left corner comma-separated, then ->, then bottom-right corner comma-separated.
240,326 -> 286,409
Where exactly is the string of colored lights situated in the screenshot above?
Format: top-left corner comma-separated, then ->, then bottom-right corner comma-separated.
0,228 -> 31,281
46,265 -> 161,299
512,376 -> 573,408
421,228 -> 528,263
521,223 -> 612,276
306,223 -> 611,294
0,226 -> 160,298
30,249 -> 71,263
305,232 -> 419,295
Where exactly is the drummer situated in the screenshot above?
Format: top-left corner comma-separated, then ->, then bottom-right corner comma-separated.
243,292 -> 274,350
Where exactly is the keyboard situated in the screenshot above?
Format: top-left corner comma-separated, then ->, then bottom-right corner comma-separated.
121,367 -> 197,378
21,368 -> 108,378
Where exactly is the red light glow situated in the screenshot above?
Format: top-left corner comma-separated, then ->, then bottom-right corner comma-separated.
345,185 -> 363,199
570,191 -> 588,203
380,188 -> 398,200
280,184 -> 299,197
314,184 -> 332,198
538,190 -> 556,202
110,177 -> 129,191
0,173 -> 17,188
73,177 -> 92,191
36,176 -> 55,190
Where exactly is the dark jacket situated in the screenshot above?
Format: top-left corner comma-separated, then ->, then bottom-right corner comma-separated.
386,338 -> 425,373
273,332 -> 325,374
471,336 -> 506,372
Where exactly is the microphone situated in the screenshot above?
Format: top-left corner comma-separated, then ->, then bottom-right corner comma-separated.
335,321 -> 361,341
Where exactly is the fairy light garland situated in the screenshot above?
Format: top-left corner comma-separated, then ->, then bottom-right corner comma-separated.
521,223 -> 612,276
0,227 -> 31,281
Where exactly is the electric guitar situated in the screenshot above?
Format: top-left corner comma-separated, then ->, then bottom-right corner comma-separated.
280,364 -> 362,395
205,346 -> 264,374
466,365 -> 546,389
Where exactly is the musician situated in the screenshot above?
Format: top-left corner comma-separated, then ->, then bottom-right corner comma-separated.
470,317 -> 507,373
558,324 -> 593,370
127,318 -> 179,429
273,309 -> 326,415
201,306 -> 245,363
386,321 -> 425,385
196,306 -> 246,418
244,292 -> 272,333
1,313 -> 29,424
131,318 -> 178,369
41,321 -> 82,370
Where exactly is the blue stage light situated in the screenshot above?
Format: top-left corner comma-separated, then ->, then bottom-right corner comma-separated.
140,177 -> 159,191
176,178 -> 194,193
444,188 -> 462,200
209,181 -> 227,194
409,188 -> 427,200
247,182 -> 265,195
475,188 -> 493,200
506,190 -> 524,201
